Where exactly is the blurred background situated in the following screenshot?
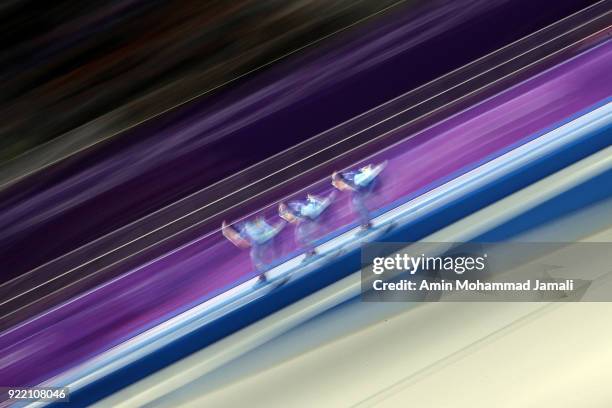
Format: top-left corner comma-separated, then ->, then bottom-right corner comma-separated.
0,0 -> 610,407
0,0 -> 403,163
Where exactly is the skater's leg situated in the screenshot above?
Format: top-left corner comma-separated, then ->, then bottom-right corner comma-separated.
296,222 -> 317,259
352,193 -> 371,229
250,244 -> 268,282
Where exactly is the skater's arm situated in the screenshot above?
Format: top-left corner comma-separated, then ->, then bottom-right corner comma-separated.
222,220 -> 251,248
332,171 -> 357,191
272,219 -> 287,234
306,193 -> 324,203
307,190 -> 336,206
370,161 -> 388,177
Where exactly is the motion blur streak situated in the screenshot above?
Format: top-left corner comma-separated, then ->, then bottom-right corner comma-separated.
0,0 -> 403,163
0,0 -> 598,280
0,39 -> 609,388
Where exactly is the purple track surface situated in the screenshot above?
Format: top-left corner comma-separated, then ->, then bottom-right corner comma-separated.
1,41 -> 611,387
